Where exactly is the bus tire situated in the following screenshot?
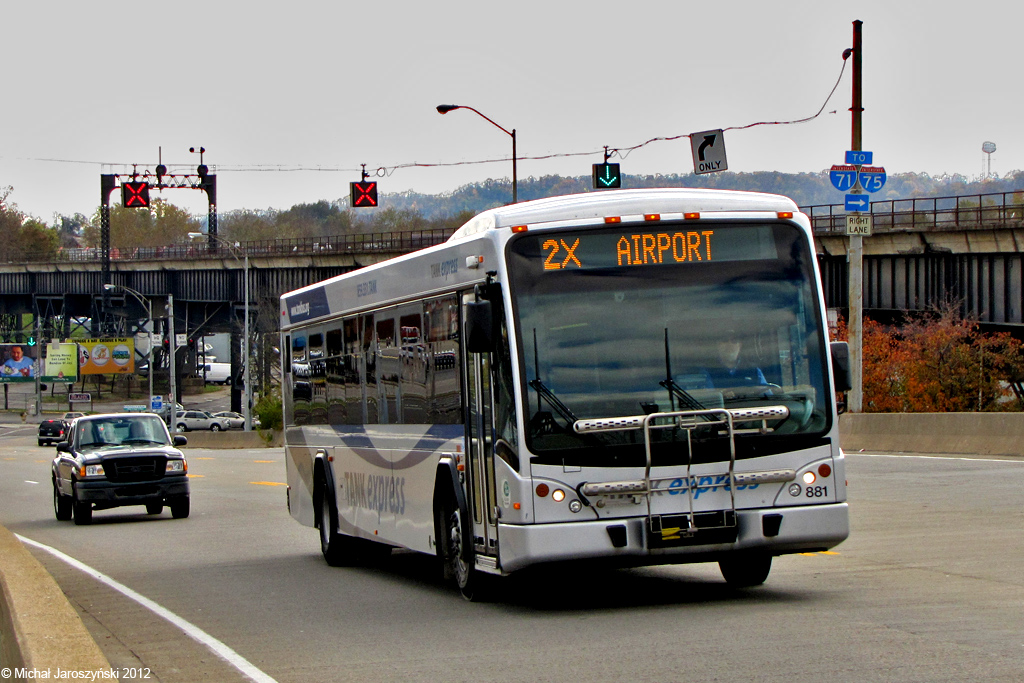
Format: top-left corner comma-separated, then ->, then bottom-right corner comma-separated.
719,553 -> 772,587
318,482 -> 354,567
439,493 -> 491,601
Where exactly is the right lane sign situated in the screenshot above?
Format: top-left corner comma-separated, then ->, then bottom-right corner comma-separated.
845,194 -> 870,213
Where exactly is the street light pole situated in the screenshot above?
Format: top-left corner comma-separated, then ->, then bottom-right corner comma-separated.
188,232 -> 253,431
436,104 -> 517,204
103,283 -> 154,416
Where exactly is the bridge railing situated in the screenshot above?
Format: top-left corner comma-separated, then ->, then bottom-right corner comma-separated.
53,228 -> 456,263
802,190 -> 1024,234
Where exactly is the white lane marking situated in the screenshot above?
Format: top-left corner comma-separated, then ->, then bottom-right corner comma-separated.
847,452 -> 1024,464
15,534 -> 278,683
25,481 -> 39,484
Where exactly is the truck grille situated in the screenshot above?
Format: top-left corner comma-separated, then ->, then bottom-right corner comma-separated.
104,457 -> 166,482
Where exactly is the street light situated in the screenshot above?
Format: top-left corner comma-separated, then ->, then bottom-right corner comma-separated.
188,232 -> 253,431
102,284 -> 154,416
436,104 -> 517,204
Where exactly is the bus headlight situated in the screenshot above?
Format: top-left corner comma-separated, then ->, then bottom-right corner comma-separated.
802,471 -> 816,485
552,489 -> 566,503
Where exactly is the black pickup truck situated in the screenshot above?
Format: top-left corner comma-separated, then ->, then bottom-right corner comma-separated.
51,413 -> 190,525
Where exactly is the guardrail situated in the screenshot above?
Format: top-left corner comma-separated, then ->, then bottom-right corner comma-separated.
19,190 -> 1024,265
801,190 -> 1024,234
40,228 -> 456,264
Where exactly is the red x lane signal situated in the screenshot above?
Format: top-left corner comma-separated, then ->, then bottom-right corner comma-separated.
121,181 -> 150,208
350,181 -> 378,207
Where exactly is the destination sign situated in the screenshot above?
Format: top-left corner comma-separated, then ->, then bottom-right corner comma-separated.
512,224 -> 781,272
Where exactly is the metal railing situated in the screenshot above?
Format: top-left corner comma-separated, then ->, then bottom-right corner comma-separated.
801,190 -> 1024,235
46,228 -> 456,264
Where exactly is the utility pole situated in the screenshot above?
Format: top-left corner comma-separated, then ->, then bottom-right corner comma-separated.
167,294 -> 177,428
848,19 -> 865,413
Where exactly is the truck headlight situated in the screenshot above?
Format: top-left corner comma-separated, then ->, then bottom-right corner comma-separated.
166,459 -> 186,473
81,464 -> 105,477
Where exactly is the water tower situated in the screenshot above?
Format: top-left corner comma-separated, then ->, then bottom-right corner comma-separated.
982,141 -> 997,178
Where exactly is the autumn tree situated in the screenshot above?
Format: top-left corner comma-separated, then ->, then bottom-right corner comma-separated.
0,187 -> 60,261
857,307 -> 1024,412
84,199 -> 199,250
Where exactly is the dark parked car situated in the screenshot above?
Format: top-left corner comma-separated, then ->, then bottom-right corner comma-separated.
52,413 -> 190,525
38,419 -> 69,447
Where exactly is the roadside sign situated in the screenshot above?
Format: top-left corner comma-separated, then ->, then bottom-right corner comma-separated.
845,150 -> 873,165
845,194 -> 870,213
690,129 -> 728,174
859,166 -> 887,193
123,405 -> 147,412
151,395 -> 163,411
846,214 -> 873,236
69,392 -> 91,402
829,164 -> 858,192
175,333 -> 187,347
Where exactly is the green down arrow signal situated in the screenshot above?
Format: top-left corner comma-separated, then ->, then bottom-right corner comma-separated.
592,163 -> 621,189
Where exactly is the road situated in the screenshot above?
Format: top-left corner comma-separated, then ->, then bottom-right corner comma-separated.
1,430 -> 1022,682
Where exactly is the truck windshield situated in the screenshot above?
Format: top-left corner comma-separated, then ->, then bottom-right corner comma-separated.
507,221 -> 830,464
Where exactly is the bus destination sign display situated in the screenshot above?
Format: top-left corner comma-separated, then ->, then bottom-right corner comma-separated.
523,224 -> 780,271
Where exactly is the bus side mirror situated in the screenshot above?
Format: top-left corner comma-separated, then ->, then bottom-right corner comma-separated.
830,341 -> 852,393
465,300 -> 495,353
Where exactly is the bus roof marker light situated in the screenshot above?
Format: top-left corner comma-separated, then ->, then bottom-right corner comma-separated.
684,212 -> 700,220
511,225 -> 529,233
777,211 -> 794,219
604,216 -> 622,224
644,214 -> 661,221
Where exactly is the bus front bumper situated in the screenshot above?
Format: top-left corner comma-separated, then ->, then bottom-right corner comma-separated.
498,502 -> 849,574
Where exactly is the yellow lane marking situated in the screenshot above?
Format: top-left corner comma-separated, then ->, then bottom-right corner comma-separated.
195,457 -> 215,460
188,474 -> 205,478
798,551 -> 841,557
251,481 -> 286,486
253,460 -> 275,463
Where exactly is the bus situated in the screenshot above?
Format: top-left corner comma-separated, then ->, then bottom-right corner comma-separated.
280,188 -> 851,599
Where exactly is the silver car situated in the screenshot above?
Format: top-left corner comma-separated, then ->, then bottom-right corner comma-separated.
212,411 -> 261,429
174,410 -> 230,432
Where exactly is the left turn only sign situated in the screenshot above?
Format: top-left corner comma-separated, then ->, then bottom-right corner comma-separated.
691,129 -> 728,174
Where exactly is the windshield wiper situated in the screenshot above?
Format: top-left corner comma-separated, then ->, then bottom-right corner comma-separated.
662,328 -> 705,412
529,378 -> 578,425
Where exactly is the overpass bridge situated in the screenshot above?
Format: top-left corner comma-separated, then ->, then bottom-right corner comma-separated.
2,191 -> 1023,405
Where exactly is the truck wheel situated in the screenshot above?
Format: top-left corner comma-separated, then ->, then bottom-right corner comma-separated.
72,487 -> 92,526
170,496 -> 190,519
719,553 -> 772,587
53,482 -> 72,521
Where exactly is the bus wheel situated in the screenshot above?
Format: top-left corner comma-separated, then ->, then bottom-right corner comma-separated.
319,485 -> 353,567
719,553 -> 772,587
441,496 -> 491,601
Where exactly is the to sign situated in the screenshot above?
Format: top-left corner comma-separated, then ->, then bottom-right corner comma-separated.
858,166 -> 887,193
845,150 -> 873,165
690,129 -> 728,174
846,214 -> 873,236
829,165 -> 858,192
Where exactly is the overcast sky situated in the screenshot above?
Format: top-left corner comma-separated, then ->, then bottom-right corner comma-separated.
1,1 -> 1018,221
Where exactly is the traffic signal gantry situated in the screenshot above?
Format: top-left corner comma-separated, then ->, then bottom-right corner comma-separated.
350,164 -> 379,207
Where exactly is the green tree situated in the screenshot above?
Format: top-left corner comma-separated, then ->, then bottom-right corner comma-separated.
0,187 -> 60,261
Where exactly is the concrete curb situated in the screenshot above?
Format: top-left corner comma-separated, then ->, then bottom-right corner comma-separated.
0,525 -> 110,675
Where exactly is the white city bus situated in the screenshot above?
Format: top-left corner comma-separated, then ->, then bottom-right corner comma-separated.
280,188 -> 851,599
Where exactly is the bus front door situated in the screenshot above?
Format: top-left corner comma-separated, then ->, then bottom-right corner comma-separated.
463,293 -> 499,565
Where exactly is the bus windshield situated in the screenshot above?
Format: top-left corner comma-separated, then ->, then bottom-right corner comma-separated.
508,221 -> 830,462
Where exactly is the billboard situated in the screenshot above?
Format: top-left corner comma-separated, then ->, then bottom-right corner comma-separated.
0,344 -> 37,383
78,338 -> 135,375
42,342 -> 79,383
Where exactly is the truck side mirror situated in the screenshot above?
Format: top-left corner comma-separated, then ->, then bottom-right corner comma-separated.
830,341 -> 852,393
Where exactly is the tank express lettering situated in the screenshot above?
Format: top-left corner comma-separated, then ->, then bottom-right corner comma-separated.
344,471 -> 407,516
